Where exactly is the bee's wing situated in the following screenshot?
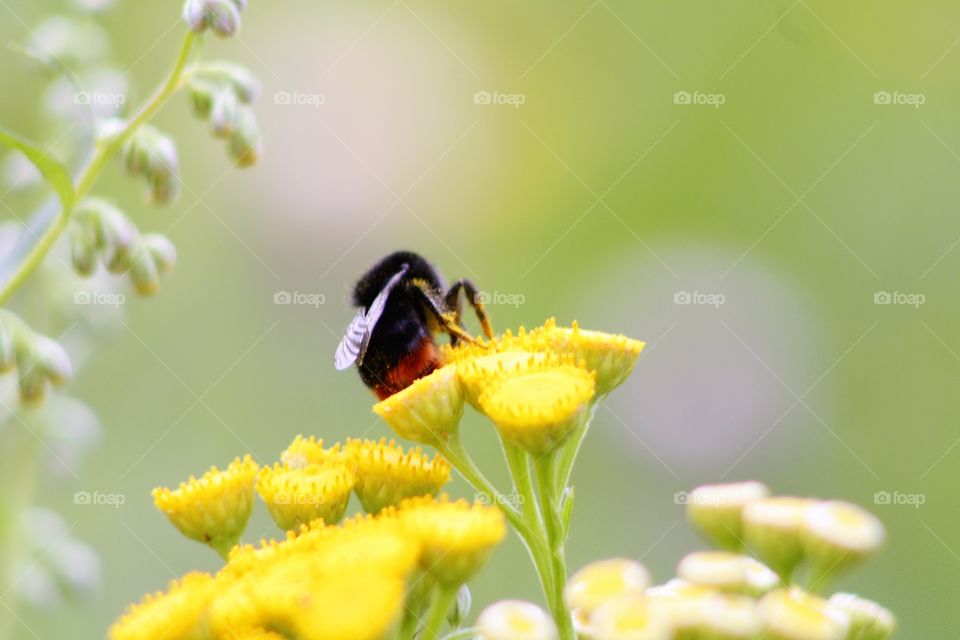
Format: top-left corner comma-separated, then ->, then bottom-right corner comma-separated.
334,264 -> 410,371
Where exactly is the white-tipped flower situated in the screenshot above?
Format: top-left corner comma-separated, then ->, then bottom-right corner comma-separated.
142,234 -> 177,274
121,126 -> 180,205
565,558 -> 652,616
182,0 -> 242,37
676,551 -> 779,597
229,107 -> 261,168
827,593 -> 895,640
742,497 -> 816,580
686,481 -> 770,550
210,88 -> 241,138
646,579 -> 714,638
758,588 -> 849,640
477,600 -> 557,640
801,501 -> 885,587
701,593 -> 763,640
587,595 -> 672,640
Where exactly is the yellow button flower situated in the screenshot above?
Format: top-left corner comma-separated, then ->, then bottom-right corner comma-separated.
281,435 -> 347,469
456,350 -> 549,405
477,600 -> 558,640
686,480 -> 770,550
372,364 -> 464,447
757,588 -> 849,640
152,455 -> 259,558
742,496 -> 816,580
256,462 -> 355,531
397,495 -> 506,586
108,572 -> 215,640
800,500 -> 885,585
565,558 -> 652,617
587,595 -> 671,640
676,551 -> 779,597
347,437 -> 451,513
646,579 -> 715,638
827,593 -> 895,640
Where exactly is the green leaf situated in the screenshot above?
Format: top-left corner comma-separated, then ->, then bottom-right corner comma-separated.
0,127 -> 74,212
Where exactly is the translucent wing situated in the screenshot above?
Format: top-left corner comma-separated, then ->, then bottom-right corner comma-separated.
334,263 -> 410,371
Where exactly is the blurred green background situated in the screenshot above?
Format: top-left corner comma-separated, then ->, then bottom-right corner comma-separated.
1,0 -> 958,637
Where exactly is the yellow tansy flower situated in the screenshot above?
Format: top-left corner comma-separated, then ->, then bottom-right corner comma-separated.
256,462 -> 355,531
757,588 -> 849,640
397,495 -> 506,586
686,480 -> 770,550
372,364 -> 464,447
828,593 -> 895,640
477,360 -> 596,455
280,435 -> 347,469
477,600 -> 558,640
455,350 -> 550,405
347,437 -> 451,513
109,572 -> 215,640
676,551 -> 779,597
152,455 -> 259,558
800,500 -> 885,586
742,496 -> 817,580
565,558 -> 652,616
587,594 -> 672,640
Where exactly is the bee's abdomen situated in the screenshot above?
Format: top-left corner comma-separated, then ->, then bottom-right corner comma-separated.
373,336 -> 442,400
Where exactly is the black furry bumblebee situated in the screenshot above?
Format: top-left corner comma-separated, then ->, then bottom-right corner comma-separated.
334,251 -> 494,399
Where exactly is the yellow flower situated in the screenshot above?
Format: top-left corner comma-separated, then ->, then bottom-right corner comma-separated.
477,600 -> 558,640
587,595 -> 672,640
757,588 -> 849,640
646,579 -> 715,638
676,551 -> 779,597
152,455 -> 259,558
565,558 -> 652,616
456,350 -> 550,405
256,463 -> 355,531
397,495 -> 506,586
372,364 -> 464,447
800,500 -> 885,585
700,593 -> 762,640
685,481 -> 770,550
827,593 -> 895,640
280,435 -> 347,469
347,438 -> 451,513
741,496 -> 816,580
477,360 -> 596,455
109,572 -> 215,640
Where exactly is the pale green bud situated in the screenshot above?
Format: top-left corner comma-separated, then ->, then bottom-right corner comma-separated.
196,63 -> 261,103
142,234 -> 177,274
686,481 -> 770,551
229,107 -> 261,168
129,247 -> 160,296
827,593 -> 895,640
35,336 -> 73,386
742,497 -> 816,581
210,88 -> 240,138
70,227 -> 97,277
0,323 -> 15,373
800,501 -> 885,588
188,79 -> 218,119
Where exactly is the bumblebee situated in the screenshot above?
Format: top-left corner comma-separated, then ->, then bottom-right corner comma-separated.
334,251 -> 494,399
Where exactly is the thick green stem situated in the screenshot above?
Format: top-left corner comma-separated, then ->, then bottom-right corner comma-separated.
554,404 -> 596,495
535,454 -> 575,640
0,30 -> 198,305
421,584 -> 459,640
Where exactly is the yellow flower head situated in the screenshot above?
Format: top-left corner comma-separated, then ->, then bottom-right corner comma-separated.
676,551 -> 779,597
742,496 -> 817,580
700,593 -> 763,640
347,437 -> 451,513
109,572 -> 215,640
477,359 -> 596,455
477,600 -> 558,640
757,588 -> 849,640
827,593 -> 895,640
256,462 -> 355,531
372,364 -> 464,447
152,455 -> 259,558
586,595 -> 672,640
686,480 -> 771,550
455,350 -> 550,405
396,495 -> 506,586
565,558 -> 652,616
800,500 -> 885,585
645,579 -> 715,638
281,435 -> 347,469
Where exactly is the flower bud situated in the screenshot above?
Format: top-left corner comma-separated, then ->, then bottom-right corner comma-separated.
478,600 -> 557,640
448,584 -> 472,629
181,0 -> 208,32
565,558 -> 652,616
70,228 -> 97,277
588,595 -> 672,640
229,107 -> 261,168
256,463 -> 355,531
187,79 -> 217,119
676,551 -> 779,597
686,481 -> 770,550
742,497 -> 816,580
210,87 -> 240,138
801,501 -> 885,587
198,62 -> 261,103
0,323 -> 15,373
129,247 -> 161,296
122,126 -> 180,204
373,364 -> 465,448
35,336 -> 73,386
757,588 -> 848,640
141,234 -> 177,274
208,0 -> 241,36
827,593 -> 895,640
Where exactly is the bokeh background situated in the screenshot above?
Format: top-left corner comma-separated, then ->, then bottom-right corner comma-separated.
1,0 -> 958,637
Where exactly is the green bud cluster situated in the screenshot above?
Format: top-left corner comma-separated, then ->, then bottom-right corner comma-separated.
182,0 -> 248,38
0,311 -> 72,404
187,63 -> 262,168
70,198 -> 177,295
120,125 -> 180,204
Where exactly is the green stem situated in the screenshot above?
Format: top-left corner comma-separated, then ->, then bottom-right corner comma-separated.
501,440 -> 552,589
439,627 -> 479,640
421,584 -> 459,640
554,404 -> 596,495
0,30 -> 198,305
535,454 -> 575,640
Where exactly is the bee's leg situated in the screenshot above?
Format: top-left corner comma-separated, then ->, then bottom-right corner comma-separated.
445,279 -> 494,340
410,280 -> 477,346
